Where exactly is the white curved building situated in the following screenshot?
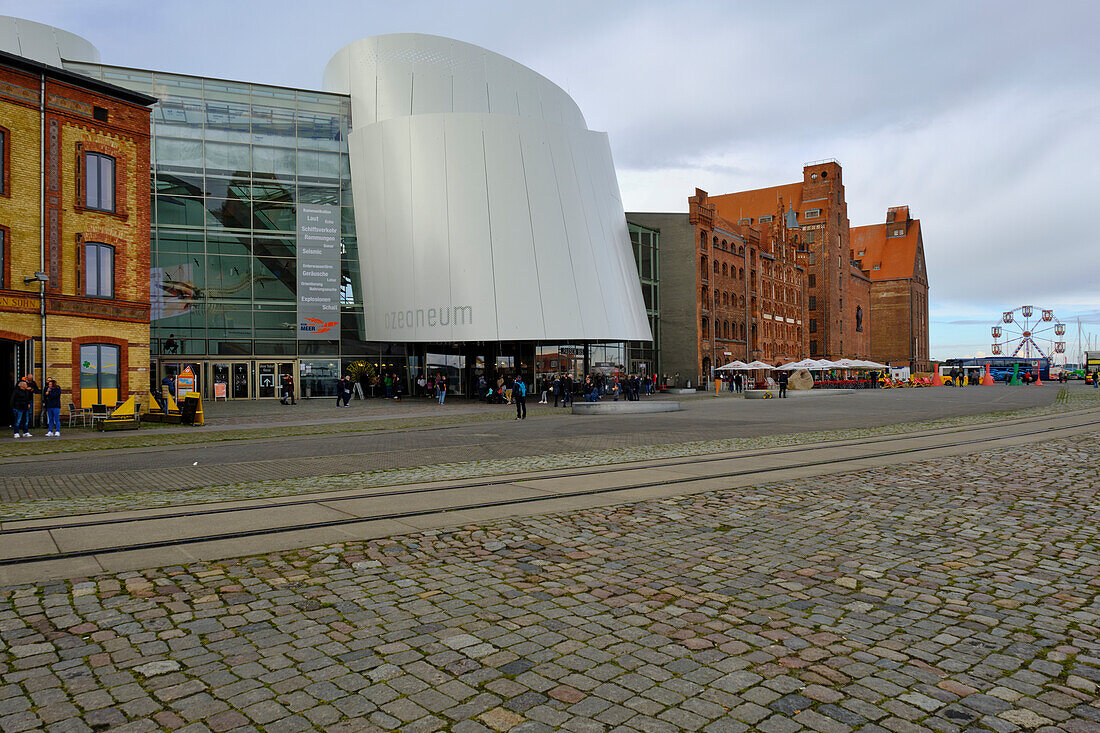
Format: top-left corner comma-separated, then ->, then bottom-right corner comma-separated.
324,34 -> 651,343
0,15 -> 99,66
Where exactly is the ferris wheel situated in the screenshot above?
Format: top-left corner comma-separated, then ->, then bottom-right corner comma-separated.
990,305 -> 1066,360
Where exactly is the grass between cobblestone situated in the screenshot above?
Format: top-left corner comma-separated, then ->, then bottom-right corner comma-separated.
3,389 -> 1098,520
0,434 -> 1097,731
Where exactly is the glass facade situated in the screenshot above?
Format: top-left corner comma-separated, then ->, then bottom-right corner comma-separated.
62,62 -> 658,399
628,222 -> 660,375
64,62 -> 415,397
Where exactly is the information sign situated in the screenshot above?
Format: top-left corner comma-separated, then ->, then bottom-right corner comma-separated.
296,204 -> 341,340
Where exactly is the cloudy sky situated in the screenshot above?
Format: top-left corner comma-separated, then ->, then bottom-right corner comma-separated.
9,1 -> 1100,359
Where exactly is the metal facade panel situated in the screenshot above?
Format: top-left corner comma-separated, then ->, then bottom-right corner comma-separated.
328,33 -> 650,343
518,119 -> 581,339
546,122 -> 609,339
482,115 -> 542,339
408,114 -> 453,340
443,115 -> 498,340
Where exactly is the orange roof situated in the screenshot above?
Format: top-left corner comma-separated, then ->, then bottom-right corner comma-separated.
851,217 -> 923,281
709,182 -> 805,223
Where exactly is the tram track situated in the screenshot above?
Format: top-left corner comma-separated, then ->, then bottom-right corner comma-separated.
1,410 -> 1096,570
1,405 -> 1096,535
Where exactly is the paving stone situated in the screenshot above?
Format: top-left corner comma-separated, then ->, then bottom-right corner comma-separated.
3,427 -> 1100,733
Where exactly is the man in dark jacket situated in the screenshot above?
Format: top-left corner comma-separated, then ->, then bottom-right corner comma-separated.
777,370 -> 789,398
11,378 -> 36,438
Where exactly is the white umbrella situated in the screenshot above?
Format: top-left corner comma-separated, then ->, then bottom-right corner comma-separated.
744,360 -> 775,370
716,360 -> 747,371
775,361 -> 802,371
810,359 -> 837,369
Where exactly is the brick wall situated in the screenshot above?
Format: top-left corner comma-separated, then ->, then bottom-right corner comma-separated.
0,61 -> 152,413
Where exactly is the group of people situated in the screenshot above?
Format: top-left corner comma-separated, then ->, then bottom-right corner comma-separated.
10,374 -> 64,438
537,372 -> 652,405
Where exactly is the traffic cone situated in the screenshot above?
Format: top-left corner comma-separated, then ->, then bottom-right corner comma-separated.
980,364 -> 994,386
930,362 -> 944,386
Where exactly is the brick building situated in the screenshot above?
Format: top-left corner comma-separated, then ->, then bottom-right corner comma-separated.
627,190 -> 806,386
851,206 -> 930,370
708,161 -> 873,361
0,50 -> 154,422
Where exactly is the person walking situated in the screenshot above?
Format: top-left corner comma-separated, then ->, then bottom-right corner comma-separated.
552,374 -> 562,407
392,374 -> 402,401
513,373 -> 527,419
280,374 -> 295,405
10,378 -> 34,438
43,378 -> 63,436
777,370 -> 789,398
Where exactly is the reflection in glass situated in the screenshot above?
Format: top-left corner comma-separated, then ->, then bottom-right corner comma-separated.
252,146 -> 296,180
254,255 -> 296,301
206,255 -> 252,300
205,141 -> 250,175
253,201 -> 296,232
205,197 -> 252,230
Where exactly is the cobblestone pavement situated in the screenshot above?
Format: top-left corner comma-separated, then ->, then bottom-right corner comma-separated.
2,432 -> 1098,732
2,389 -> 1096,519
2,387 -> 1093,513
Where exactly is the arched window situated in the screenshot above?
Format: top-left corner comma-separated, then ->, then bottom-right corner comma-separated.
713,236 -> 719,249
739,245 -> 745,256
701,286 -> 708,303
739,267 -> 744,280
713,261 -> 720,274
701,317 -> 708,338
700,231 -> 707,250
740,323 -> 746,340
721,239 -> 728,251
722,263 -> 728,276
700,255 -> 707,274
739,295 -> 745,307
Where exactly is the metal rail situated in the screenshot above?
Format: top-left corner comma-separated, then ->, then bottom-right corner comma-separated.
1,415 -> 1095,567
3,407 -> 1095,535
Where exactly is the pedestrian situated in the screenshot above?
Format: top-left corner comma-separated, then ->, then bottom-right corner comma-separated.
477,375 -> 488,401
392,374 -> 402,401
43,378 -> 63,436
280,374 -> 295,404
513,373 -> 527,419
437,374 -> 447,405
562,375 -> 573,406
552,374 -> 562,407
1094,369 -> 1099,389
336,375 -> 352,407
161,374 -> 176,398
10,378 -> 34,438
539,377 -> 548,404
777,369 -> 789,398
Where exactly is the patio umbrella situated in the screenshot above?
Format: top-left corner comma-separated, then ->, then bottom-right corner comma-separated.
716,361 -> 748,371
744,360 -> 775,370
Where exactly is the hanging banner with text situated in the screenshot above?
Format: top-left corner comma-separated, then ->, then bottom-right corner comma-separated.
296,204 -> 341,340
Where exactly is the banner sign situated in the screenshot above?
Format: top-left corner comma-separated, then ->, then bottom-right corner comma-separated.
296,204 -> 341,340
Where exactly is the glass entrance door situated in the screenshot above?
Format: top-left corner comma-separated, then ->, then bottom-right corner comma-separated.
231,362 -> 250,399
256,362 -> 278,399
211,362 -> 250,399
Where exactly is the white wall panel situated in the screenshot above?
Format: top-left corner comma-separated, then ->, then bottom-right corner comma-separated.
546,123 -> 609,339
381,121 -> 415,338
519,120 -> 581,339
443,116 -> 497,340
408,115 -> 452,340
325,33 -> 651,343
483,116 -> 542,339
